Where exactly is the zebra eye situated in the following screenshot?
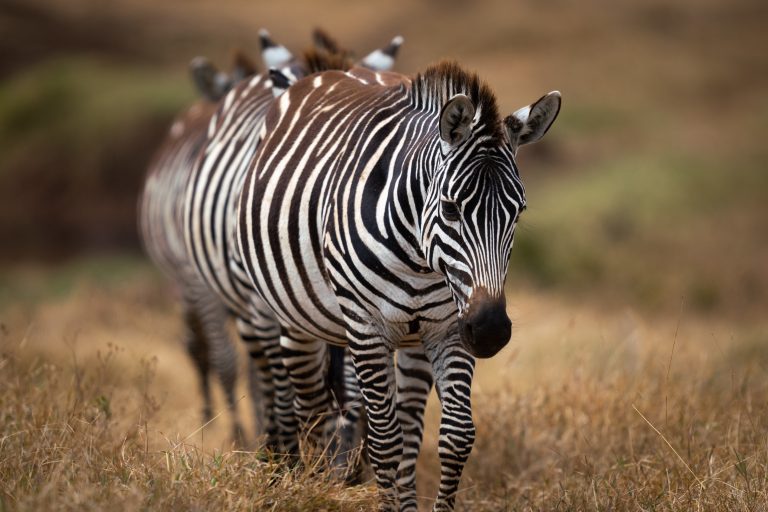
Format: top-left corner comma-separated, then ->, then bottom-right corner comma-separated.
441,200 -> 460,222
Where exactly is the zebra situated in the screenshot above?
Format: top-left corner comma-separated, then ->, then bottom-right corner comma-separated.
180,31 -> 405,453
235,61 -> 561,510
139,32 -> 356,441
139,51 -> 257,442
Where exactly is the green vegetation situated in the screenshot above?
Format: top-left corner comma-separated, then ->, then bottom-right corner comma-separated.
0,253 -> 152,308
511,147 -> 768,313
0,57 -> 190,179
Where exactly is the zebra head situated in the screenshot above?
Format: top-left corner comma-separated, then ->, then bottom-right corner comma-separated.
424,86 -> 561,358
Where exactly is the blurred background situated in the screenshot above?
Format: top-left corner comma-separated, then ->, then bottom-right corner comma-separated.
1,0 -> 768,509
2,0 -> 766,316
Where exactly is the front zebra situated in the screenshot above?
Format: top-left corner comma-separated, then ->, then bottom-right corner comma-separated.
237,62 -> 561,510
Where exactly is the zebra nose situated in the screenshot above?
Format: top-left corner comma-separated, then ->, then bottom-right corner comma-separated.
458,296 -> 511,358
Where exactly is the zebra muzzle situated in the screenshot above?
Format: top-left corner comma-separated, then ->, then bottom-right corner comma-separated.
458,291 -> 511,358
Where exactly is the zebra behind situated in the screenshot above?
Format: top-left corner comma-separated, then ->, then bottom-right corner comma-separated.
236,62 -> 561,510
139,52 -> 256,441
181,32 -> 404,453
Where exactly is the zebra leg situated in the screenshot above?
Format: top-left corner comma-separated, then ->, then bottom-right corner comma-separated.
396,346 -> 433,512
333,349 -> 367,481
235,316 -> 296,453
280,330 -> 331,454
423,340 -> 476,512
195,297 -> 244,444
181,296 -> 213,423
246,353 -> 266,437
349,339 -> 401,511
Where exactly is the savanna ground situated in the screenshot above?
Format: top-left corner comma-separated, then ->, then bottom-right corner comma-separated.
2,0 -> 768,510
3,260 -> 768,510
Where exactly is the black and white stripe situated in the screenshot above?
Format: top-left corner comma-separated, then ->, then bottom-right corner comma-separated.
178,34 -> 406,453
236,61 -> 561,510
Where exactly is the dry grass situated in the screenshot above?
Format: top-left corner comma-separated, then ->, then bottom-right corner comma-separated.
454,342 -> 768,510
412,293 -> 768,510
2,261 -> 768,510
0,337 -> 377,511
0,263 -> 378,511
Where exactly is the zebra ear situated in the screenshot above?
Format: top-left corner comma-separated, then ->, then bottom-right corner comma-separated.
189,57 -> 231,101
259,29 -> 294,69
505,91 -> 561,150
360,35 -> 403,71
312,27 -> 341,54
440,94 -> 475,147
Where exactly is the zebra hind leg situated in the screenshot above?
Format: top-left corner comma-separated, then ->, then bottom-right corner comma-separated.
198,297 -> 245,446
181,294 -> 213,424
280,331 -> 332,459
236,316 -> 297,455
328,348 -> 368,483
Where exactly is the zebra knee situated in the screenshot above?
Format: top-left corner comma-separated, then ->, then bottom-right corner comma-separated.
438,420 -> 475,463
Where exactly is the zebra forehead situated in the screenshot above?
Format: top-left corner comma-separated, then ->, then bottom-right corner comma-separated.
446,161 -> 525,200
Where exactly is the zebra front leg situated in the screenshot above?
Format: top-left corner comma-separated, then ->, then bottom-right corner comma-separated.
280,331 -> 331,455
349,339 -> 402,511
235,317 -> 296,453
423,340 -> 476,512
396,345 -> 433,512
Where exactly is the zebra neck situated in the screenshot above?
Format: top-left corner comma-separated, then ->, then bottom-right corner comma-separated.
385,115 -> 443,272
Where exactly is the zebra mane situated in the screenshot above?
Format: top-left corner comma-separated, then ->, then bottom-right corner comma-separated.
410,61 -> 502,140
302,48 -> 353,74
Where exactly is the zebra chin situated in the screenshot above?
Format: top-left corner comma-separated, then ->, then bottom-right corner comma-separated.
457,290 -> 512,359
